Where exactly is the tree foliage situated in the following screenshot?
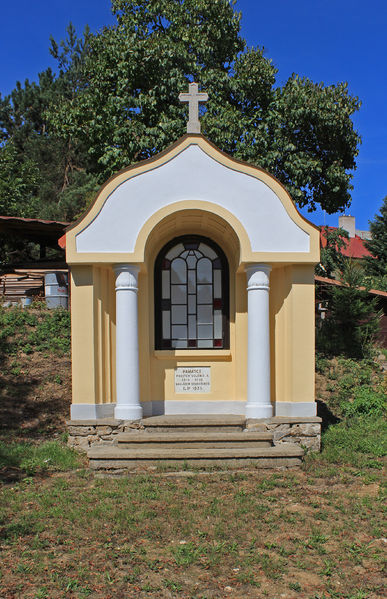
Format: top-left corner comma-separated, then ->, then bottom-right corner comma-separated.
364,196 -> 387,279
317,262 -> 381,359
316,226 -> 349,278
1,0 -> 361,221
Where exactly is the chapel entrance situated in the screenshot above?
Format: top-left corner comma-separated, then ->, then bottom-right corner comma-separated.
148,230 -> 238,416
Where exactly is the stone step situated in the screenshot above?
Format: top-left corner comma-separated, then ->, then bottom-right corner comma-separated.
88,444 -> 304,471
141,414 -> 246,433
116,431 -> 273,448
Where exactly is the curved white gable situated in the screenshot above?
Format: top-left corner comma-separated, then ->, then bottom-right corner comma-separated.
76,144 -> 309,253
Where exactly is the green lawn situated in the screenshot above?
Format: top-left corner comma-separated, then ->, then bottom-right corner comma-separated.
0,307 -> 385,598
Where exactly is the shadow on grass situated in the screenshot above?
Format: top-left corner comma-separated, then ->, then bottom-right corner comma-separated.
0,439 -> 82,483
317,399 -> 340,432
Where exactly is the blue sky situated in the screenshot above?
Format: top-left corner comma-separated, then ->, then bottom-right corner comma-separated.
1,0 -> 386,230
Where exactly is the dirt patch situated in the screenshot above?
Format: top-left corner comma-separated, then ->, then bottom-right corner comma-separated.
0,350 -> 71,440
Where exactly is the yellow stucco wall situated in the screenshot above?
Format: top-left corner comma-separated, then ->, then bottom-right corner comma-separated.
67,135 -> 319,414
70,262 -> 316,410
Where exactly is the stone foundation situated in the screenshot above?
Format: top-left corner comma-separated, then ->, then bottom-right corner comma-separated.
246,417 -> 322,452
67,419 -> 144,451
68,416 -> 321,453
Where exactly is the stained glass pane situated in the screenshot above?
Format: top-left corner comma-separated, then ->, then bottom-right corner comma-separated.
171,305 -> 187,325
198,243 -> 217,260
162,311 -> 170,339
188,315 -> 196,339
197,258 -> 212,283
166,243 -> 185,260
197,285 -> 212,303
172,339 -> 188,348
187,254 -> 197,269
214,310 -> 222,338
172,325 -> 187,339
171,285 -> 186,304
214,270 -> 221,297
198,305 -> 212,324
188,295 -> 196,314
162,271 -> 170,299
188,270 -> 196,293
198,340 -> 214,348
198,324 -> 213,339
171,258 -> 187,284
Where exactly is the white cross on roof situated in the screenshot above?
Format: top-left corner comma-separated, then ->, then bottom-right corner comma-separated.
179,82 -> 208,134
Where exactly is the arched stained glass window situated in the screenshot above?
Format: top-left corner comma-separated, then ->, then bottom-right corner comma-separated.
155,236 -> 229,349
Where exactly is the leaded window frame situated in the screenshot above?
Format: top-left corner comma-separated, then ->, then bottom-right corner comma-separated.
154,235 -> 230,350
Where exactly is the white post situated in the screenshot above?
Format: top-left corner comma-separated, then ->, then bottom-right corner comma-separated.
245,264 -> 273,419
114,264 -> 142,420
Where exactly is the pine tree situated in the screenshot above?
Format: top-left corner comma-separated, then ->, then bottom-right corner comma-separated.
364,196 -> 387,278
317,261 -> 380,358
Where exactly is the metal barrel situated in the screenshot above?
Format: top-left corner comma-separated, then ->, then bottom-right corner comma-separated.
44,272 -> 68,309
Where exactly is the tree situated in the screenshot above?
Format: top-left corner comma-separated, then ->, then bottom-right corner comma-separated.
0,24 -> 93,221
46,0 -> 361,215
0,142 -> 41,217
317,261 -> 380,359
316,226 -> 349,278
364,196 -> 387,279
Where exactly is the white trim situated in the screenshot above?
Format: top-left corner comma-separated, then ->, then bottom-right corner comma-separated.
147,400 -> 246,416
70,403 -> 115,420
275,402 -> 317,417
76,145 -> 310,254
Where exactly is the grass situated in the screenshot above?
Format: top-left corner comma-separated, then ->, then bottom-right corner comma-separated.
0,465 -> 385,598
0,307 -> 385,597
0,439 -> 82,477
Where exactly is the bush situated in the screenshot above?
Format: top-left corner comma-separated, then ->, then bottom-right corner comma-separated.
343,386 -> 386,419
321,417 -> 386,466
317,262 -> 381,359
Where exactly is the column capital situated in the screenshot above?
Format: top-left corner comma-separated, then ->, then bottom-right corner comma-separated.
114,264 -> 140,292
246,264 -> 272,291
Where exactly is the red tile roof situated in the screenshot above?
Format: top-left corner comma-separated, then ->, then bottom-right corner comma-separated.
315,275 -> 387,298
320,227 -> 373,259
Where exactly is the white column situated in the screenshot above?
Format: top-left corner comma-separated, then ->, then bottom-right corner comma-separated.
245,264 -> 273,419
114,265 -> 142,420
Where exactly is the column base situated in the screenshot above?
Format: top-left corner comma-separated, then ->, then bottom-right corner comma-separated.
114,404 -> 143,420
245,403 -> 273,419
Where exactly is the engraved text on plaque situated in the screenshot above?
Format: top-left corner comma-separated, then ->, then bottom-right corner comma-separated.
175,367 -> 211,393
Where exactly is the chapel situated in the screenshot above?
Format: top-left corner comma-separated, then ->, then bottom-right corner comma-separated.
64,84 -> 321,459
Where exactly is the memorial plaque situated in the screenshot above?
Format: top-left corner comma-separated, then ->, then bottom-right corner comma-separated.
175,367 -> 211,393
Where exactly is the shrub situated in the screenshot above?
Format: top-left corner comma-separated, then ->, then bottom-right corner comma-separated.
343,386 -> 386,419
316,262 -> 381,359
321,417 -> 386,465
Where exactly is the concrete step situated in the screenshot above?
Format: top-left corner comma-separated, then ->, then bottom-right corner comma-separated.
141,414 -> 246,433
88,444 -> 304,471
117,431 -> 273,449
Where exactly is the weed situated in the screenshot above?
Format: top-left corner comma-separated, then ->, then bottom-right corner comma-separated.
163,578 -> 183,591
172,542 -> 202,566
289,581 -> 302,592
